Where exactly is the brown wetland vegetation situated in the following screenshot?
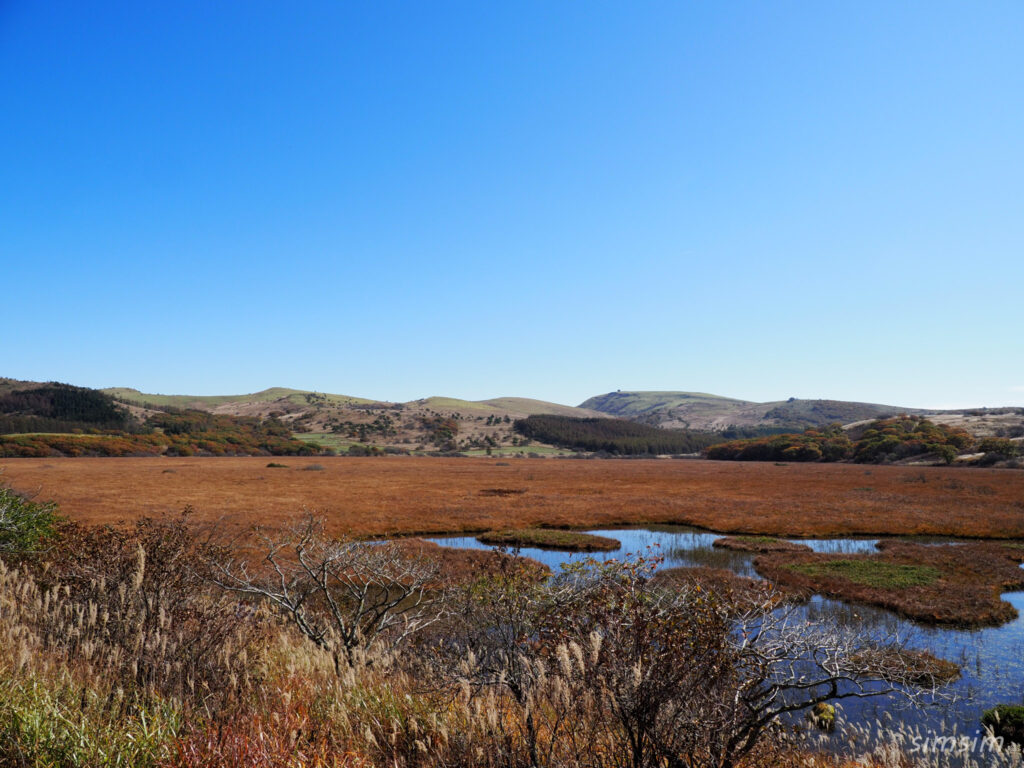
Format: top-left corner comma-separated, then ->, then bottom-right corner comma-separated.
712,536 -> 812,553
2,457 -> 1023,539
477,528 -> 622,552
3,459 -> 1023,766
756,540 -> 1024,627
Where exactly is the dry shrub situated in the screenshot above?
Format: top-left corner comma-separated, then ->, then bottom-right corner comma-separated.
12,513 -> 268,714
0,508 -> 1011,768
411,552 -> 954,768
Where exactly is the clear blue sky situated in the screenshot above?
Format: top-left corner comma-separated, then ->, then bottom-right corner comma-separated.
2,2 -> 1022,408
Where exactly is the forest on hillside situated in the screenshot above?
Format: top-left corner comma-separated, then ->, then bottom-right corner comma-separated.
514,415 -> 723,455
0,383 -> 138,434
0,383 -> 331,458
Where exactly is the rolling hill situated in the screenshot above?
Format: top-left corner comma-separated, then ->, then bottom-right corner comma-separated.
101,387 -> 607,456
103,387 -> 376,410
580,391 -> 924,432
3,378 -> 1020,458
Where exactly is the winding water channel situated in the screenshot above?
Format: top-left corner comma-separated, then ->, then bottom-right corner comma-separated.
426,526 -> 1024,757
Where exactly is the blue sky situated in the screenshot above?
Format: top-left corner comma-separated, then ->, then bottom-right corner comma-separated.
2,2 -> 1022,408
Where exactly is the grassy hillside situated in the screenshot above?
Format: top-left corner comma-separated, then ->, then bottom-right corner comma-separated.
761,398 -> 917,426
428,396 -> 604,419
103,387 -> 376,409
581,390 -> 920,432
8,378 -> 1019,456
0,382 -> 331,457
580,391 -> 745,418
106,389 -> 597,419
102,387 -> 602,456
0,377 -> 42,397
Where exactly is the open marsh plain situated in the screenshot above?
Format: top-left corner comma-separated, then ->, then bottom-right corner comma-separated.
2,456 -> 1022,539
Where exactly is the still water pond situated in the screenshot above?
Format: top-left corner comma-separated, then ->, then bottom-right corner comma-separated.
427,526 -> 1024,752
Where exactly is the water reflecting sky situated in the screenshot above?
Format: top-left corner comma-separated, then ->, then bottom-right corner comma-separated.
426,527 -> 1024,753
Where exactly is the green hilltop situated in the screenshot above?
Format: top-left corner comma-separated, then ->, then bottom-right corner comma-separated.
102,387 -> 376,409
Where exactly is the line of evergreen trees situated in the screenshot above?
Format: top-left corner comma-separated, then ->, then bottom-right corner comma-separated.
513,415 -> 723,455
0,383 -> 138,434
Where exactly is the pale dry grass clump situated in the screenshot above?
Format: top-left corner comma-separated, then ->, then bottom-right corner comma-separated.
801,715 -> 1024,768
0,560 -> 184,766
2,511 -> 1020,768
0,515 -> 272,766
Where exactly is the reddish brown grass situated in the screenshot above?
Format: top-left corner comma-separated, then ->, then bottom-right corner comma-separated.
2,457 -> 1023,539
476,528 -> 621,551
394,538 -> 550,582
651,566 -> 779,613
756,541 -> 1024,627
712,536 -> 812,553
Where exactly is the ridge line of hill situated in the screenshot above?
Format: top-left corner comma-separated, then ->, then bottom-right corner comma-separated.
3,378 -> 1022,448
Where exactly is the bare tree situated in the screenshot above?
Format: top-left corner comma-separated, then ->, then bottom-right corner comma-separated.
710,601 -> 949,768
430,553 -> 954,768
208,513 -> 446,672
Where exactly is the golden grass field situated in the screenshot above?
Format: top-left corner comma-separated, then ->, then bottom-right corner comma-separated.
3,456 -> 1023,539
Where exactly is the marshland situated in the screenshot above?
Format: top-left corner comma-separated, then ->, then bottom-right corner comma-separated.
3,458 -> 1024,766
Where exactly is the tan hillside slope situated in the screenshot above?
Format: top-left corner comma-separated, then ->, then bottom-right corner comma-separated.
101,386 -> 607,456
580,390 -> 925,431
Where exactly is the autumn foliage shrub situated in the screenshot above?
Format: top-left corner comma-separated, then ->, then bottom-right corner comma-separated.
706,417 -> 974,465
0,407 -> 332,458
853,416 -> 972,464
705,424 -> 852,462
977,437 -> 1021,466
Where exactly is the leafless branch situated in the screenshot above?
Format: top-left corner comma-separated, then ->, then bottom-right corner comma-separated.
207,512 -> 448,672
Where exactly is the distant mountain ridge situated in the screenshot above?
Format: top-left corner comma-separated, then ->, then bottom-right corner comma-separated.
579,390 -> 923,432
104,388 -> 603,420
97,386 -> 609,455
3,379 -> 1020,448
106,385 -> 984,439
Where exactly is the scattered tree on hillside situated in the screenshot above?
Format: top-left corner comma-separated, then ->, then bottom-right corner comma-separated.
706,416 -> 974,465
853,416 -> 972,464
420,415 -> 459,448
